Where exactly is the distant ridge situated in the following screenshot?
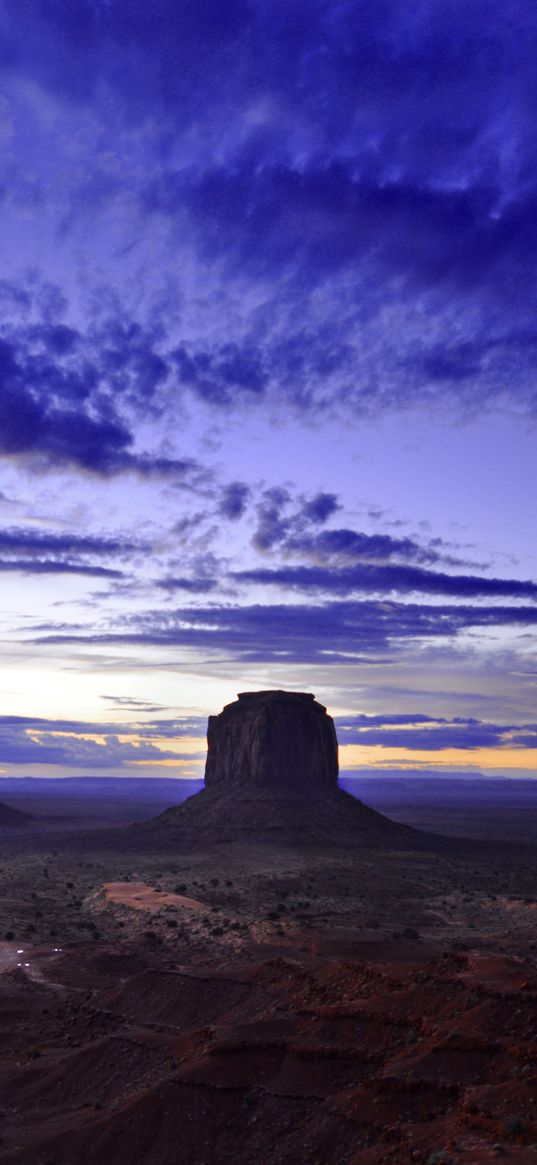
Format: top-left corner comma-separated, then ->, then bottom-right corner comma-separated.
0,799 -> 31,827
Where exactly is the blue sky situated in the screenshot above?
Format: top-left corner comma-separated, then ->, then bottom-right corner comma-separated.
1,0 -> 537,778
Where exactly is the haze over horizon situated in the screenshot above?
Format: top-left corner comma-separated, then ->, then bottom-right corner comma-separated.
1,1 -> 537,781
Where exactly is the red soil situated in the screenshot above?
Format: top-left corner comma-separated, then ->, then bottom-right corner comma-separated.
102,881 -> 206,913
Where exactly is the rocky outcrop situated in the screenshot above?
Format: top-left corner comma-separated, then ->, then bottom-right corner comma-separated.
205,690 -> 338,796
145,690 -> 418,847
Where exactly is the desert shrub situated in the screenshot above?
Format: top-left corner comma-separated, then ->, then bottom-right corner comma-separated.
403,927 -> 419,940
503,1114 -> 523,1133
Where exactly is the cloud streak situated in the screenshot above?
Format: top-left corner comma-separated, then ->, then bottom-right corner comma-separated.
337,712 -> 537,752
233,563 -> 537,600
0,712 -> 206,770
32,598 -> 537,665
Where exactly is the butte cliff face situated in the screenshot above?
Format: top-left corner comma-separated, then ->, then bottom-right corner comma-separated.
204,690 -> 338,796
151,690 -> 416,846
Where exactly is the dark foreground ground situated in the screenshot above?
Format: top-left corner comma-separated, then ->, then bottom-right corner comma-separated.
1,778 -> 537,1164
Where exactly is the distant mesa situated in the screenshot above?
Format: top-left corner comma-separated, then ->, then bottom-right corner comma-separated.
151,690 -> 415,846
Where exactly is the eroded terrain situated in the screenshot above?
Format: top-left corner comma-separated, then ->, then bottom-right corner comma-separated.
0,794 -> 537,1163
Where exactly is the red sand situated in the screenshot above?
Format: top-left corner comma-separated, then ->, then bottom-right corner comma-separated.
102,881 -> 206,913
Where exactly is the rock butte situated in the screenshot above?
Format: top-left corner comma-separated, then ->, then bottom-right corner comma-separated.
205,690 -> 339,796
151,690 -> 418,846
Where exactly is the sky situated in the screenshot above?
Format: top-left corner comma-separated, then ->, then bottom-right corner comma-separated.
1,0 -> 537,781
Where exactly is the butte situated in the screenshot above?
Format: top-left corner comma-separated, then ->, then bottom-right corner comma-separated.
151,690 -> 415,846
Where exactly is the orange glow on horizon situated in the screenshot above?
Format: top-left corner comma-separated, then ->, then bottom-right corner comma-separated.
340,743 -> 537,771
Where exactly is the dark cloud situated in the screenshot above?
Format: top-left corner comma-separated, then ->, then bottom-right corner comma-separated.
0,288 -> 199,479
96,316 -> 168,410
0,331 -> 129,472
170,163 -> 537,311
32,598 -> 537,665
3,3 -> 537,418
336,711 -> 537,752
0,718 -> 187,769
0,711 -> 207,769
0,712 -> 206,739
219,481 -> 251,520
300,493 -> 340,524
233,562 -> 537,600
250,495 -> 478,570
343,725 -> 503,750
0,526 -> 147,579
340,713 -> 478,728
157,576 -> 218,594
0,0 -> 251,111
0,528 -> 139,556
282,528 -> 446,566
252,488 -> 292,551
171,341 -> 268,404
0,735 -> 173,769
0,559 -> 122,578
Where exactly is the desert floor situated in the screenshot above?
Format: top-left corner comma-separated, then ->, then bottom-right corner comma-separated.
0,784 -> 536,1164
